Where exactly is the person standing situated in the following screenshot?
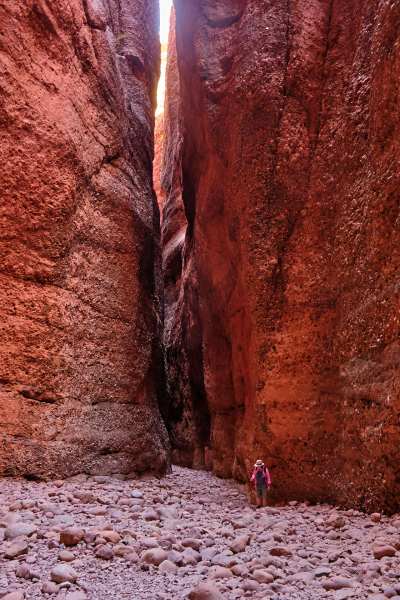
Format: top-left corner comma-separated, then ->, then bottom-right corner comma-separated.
250,459 -> 271,507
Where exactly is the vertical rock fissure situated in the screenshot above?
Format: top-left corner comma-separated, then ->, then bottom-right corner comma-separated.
155,2 -> 213,470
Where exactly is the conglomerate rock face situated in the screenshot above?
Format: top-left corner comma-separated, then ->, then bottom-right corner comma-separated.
0,0 -> 169,478
163,0 -> 400,511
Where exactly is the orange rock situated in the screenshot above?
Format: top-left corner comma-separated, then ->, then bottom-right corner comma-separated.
164,0 -> 400,512
60,528 -> 85,547
0,0 -> 169,478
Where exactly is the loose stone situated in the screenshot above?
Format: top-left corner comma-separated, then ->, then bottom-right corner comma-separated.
50,564 -> 78,584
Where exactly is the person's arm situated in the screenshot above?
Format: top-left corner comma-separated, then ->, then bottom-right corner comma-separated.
250,469 -> 255,483
265,467 -> 271,487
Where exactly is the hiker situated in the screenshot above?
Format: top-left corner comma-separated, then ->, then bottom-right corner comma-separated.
250,459 -> 271,507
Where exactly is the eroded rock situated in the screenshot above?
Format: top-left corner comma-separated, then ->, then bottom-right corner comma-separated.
0,0 -> 168,480
165,0 -> 400,514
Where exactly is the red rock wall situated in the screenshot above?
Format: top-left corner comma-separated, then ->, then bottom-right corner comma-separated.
166,0 -> 400,510
0,0 -> 169,478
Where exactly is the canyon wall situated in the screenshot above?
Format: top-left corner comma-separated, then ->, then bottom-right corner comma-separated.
165,0 -> 400,511
0,0 -> 169,478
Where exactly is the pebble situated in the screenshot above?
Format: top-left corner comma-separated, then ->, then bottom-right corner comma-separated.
15,563 -> 37,580
230,534 -> 250,553
5,523 -> 37,540
96,530 -> 120,544
42,581 -> 59,594
50,564 -> 78,584
141,548 -> 168,566
371,513 -> 382,523
335,590 -> 357,600
252,568 -> 274,583
2,592 -> 25,600
270,546 -> 292,556
326,514 -> 346,529
182,537 -> 202,550
323,576 -> 355,590
209,565 -> 232,579
59,550 -> 75,562
159,559 -> 178,574
131,491 -> 143,499
182,547 -> 201,565
373,544 -> 397,559
188,582 -> 223,599
0,466 -> 399,600
95,544 -> 114,560
241,579 -> 260,591
143,509 -> 159,521
4,540 -> 28,559
60,528 -> 85,547
315,566 -> 332,577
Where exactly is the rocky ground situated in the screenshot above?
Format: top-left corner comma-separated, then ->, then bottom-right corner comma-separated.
1,467 -> 400,600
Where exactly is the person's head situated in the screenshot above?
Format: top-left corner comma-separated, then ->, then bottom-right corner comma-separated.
254,459 -> 264,470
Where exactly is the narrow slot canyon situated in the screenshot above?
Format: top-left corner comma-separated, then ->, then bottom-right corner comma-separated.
0,0 -> 400,598
154,1 -> 212,473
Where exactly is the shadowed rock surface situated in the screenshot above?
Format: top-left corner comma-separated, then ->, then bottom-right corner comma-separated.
162,0 -> 400,511
0,0 -> 169,478
158,10 -> 211,469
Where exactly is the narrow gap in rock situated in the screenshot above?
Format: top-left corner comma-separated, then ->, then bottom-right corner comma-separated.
153,0 -> 171,208
154,0 -> 213,473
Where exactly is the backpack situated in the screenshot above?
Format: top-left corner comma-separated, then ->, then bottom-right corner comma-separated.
255,468 -> 265,485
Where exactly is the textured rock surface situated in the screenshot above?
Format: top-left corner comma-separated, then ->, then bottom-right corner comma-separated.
0,0 -> 169,477
153,113 -> 165,210
164,0 -> 400,510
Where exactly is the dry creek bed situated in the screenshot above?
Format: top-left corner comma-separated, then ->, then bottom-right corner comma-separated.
1,466 -> 400,600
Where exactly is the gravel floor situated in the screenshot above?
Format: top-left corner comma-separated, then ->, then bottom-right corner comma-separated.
1,466 -> 400,600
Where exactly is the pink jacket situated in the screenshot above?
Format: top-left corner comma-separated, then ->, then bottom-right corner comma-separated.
250,466 -> 272,488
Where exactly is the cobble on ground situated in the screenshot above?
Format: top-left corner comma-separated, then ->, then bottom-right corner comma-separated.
1,467 -> 400,600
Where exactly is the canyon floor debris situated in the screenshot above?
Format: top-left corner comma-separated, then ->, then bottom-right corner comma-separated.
1,467 -> 400,599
